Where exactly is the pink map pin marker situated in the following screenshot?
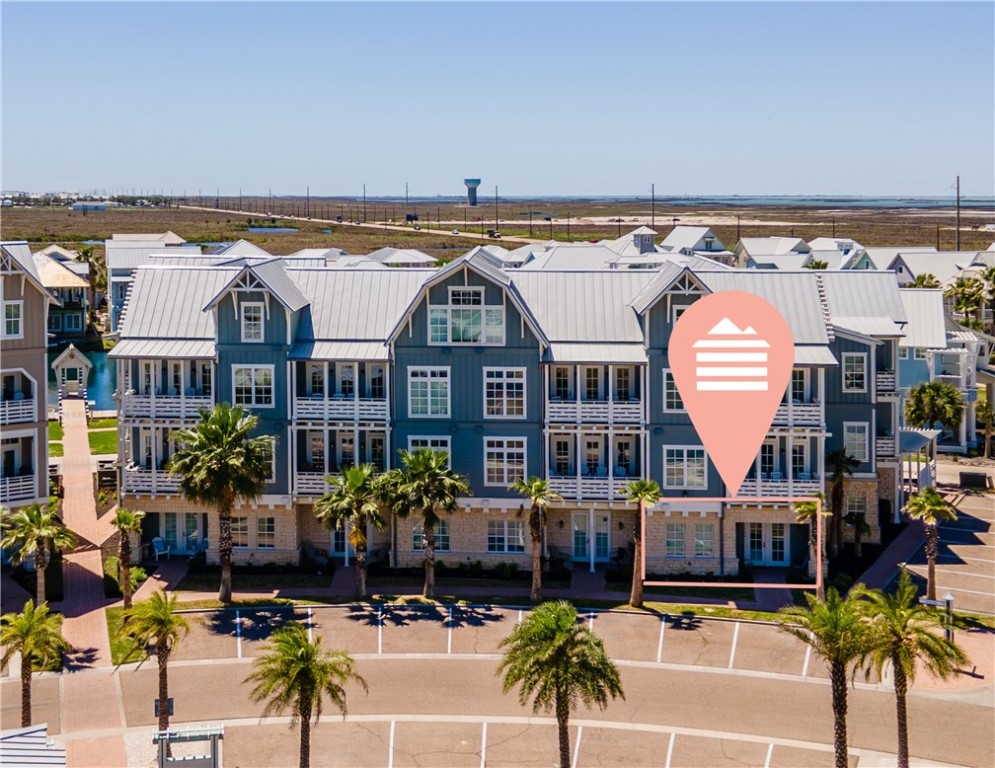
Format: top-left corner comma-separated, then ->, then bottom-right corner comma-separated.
669,291 -> 794,497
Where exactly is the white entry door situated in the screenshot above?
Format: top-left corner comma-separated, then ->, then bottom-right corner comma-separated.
572,511 -> 612,562
572,512 -> 588,560
746,522 -> 789,566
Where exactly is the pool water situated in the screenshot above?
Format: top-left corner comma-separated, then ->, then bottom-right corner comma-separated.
47,348 -> 117,411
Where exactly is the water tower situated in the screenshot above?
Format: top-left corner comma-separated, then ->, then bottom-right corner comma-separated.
464,178 -> 481,207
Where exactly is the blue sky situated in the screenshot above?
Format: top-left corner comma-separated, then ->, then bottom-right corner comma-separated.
2,2 -> 993,197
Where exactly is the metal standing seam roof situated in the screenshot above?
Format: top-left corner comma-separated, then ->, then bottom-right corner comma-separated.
748,253 -> 812,270
120,267 -> 235,339
203,260 -> 310,313
109,339 -> 216,359
0,723 -> 66,767
366,247 -> 438,265
518,245 -> 620,271
545,343 -> 647,364
111,231 -> 186,244
32,254 -> 89,288
211,239 -> 272,257
1,242 -> 54,301
817,271 -> 906,335
659,225 -> 717,252
857,246 -> 936,270
105,242 -> 202,272
889,251 -> 984,284
737,237 -> 810,256
288,340 -> 389,361
898,289 -> 947,349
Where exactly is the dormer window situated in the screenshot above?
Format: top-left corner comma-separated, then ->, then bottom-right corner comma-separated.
428,286 -> 504,345
241,302 -> 264,343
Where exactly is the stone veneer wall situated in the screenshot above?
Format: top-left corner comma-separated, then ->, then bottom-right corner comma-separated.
840,478 -> 881,545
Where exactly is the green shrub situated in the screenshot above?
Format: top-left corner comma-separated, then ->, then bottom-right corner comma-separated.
457,559 -> 484,578
103,556 -> 148,597
494,562 -> 519,579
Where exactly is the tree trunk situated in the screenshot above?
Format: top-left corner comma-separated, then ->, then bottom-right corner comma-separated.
35,543 -> 49,605
423,517 -> 435,599
984,423 -> 991,460
829,659 -> 850,768
157,641 -> 172,757
530,505 -> 543,604
355,546 -> 367,601
830,482 -> 843,559
218,495 -> 234,603
853,523 -> 863,559
893,654 -> 909,768
299,698 -> 312,768
20,653 -> 32,727
629,503 -> 644,609
556,690 -> 571,768
925,523 -> 938,601
120,531 -> 133,610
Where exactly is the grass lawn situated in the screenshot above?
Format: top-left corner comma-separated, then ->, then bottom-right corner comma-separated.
48,421 -> 63,441
176,572 -> 329,592
49,442 -> 64,458
88,417 -> 117,430
88,429 -> 118,455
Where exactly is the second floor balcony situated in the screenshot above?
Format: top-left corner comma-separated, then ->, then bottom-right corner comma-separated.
122,390 -> 213,419
0,473 -> 38,505
546,398 -> 643,425
122,465 -> 181,495
772,401 -> 823,427
876,435 -> 896,458
876,370 -> 897,395
0,396 -> 36,425
294,395 -> 388,422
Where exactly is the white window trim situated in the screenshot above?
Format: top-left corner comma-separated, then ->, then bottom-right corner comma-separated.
407,366 -> 451,418
693,522 -> 714,559
257,516 -> 276,549
665,522 -> 686,558
672,304 -> 691,323
482,367 -> 527,420
898,347 -> 909,360
483,436 -> 527,487
427,286 -> 506,346
842,352 -> 868,394
231,364 -> 276,409
662,445 -> 708,489
914,348 -> 927,360
487,518 -> 526,554
842,421 -> 869,463
63,313 -> 83,331
3,301 -> 24,340
408,435 -> 451,453
662,368 -> 685,412
265,437 -> 277,483
241,301 -> 265,343
413,519 -> 450,552
231,516 -> 249,548
48,314 -> 62,331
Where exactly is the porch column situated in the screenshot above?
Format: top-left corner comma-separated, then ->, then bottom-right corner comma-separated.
575,366 -> 581,424
575,431 -> 582,501
151,428 -> 159,494
607,364 -> 614,423
787,433 -> 794,497
607,428 -> 614,498
323,362 -> 330,419
817,432 -> 825,490
588,507 -> 595,573
754,451 -> 761,496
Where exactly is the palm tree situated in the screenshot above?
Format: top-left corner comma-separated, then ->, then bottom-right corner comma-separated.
977,399 -> 993,459
244,621 -> 368,768
945,277 -> 986,328
498,600 -> 624,768
844,508 -> 871,559
110,508 -> 145,610
793,493 -> 830,600
904,381 -> 965,435
805,259 -> 829,270
825,450 -> 859,559
778,588 -> 870,768
624,479 -> 661,609
510,477 -> 561,604
385,448 -> 470,598
315,464 -> 385,600
0,600 -> 69,726
123,591 -> 190,737
853,572 -> 968,768
167,403 -> 272,602
1,502 -> 77,604
904,487 -> 957,601
909,273 -> 940,289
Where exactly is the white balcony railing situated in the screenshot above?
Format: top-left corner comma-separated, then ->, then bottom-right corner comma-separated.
122,467 -> 181,494
548,475 -> 629,501
296,472 -> 337,496
0,398 -> 36,425
876,371 -> 897,392
0,475 -> 38,504
546,399 -> 642,424
122,393 -> 213,420
294,397 -> 389,421
876,436 -> 896,457
735,478 -> 823,498
771,402 -> 823,426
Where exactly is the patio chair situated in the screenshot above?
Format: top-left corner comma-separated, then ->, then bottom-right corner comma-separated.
151,537 -> 170,562
596,466 -> 608,478
771,472 -> 784,481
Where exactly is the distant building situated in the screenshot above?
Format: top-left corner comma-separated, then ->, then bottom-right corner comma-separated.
32,250 -> 90,339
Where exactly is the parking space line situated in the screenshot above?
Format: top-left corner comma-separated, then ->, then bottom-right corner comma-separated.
938,554 -> 995,564
764,743 -> 774,768
802,644 -> 812,677
571,725 -> 583,768
656,617 -> 666,663
388,720 -> 395,768
728,622 -> 740,669
378,608 -> 383,655
664,732 -> 676,768
933,568 -> 995,579
307,607 -> 313,643
235,610 -> 242,659
480,721 -> 487,768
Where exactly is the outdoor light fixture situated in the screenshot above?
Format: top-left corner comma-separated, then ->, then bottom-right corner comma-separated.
618,521 -> 625,530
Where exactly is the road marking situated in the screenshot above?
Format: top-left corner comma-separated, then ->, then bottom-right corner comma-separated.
378,608 -> 383,655
664,732 -> 676,768
728,622 -> 741,669
926,585 -> 994,596
447,606 -> 453,655
479,721 -> 487,768
235,610 -> 242,659
802,645 -> 812,677
307,607 -> 313,643
388,720 -> 395,768
656,617 -> 666,664
764,742 -> 774,768
937,554 -> 995,564
932,568 -> 995,580
571,725 -> 583,768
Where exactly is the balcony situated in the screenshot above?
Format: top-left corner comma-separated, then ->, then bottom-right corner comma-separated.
876,436 -> 896,457
875,371 -> 897,394
296,471 -> 335,496
548,475 -> 629,502
546,399 -> 642,425
122,466 -> 181,494
771,402 -> 822,427
0,398 -> 36,425
122,392 -> 213,420
295,397 -> 388,422
0,474 -> 38,504
736,478 -> 823,498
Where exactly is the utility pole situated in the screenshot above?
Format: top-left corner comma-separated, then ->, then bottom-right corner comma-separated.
495,186 -> 499,231
651,183 -> 655,229
955,175 -> 961,250
567,211 -> 570,239
215,187 -> 220,209
239,187 -> 242,212
306,186 -> 310,218
529,210 -> 533,237
736,215 -> 741,242
936,224 -> 941,250
832,216 -> 836,238
363,184 -> 367,221
405,182 -> 409,218
268,188 -> 272,214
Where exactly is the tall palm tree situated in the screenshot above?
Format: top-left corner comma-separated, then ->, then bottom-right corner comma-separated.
244,621 -> 367,768
167,404 -> 272,602
904,381 -> 965,435
0,600 -> 69,726
110,508 -> 145,610
315,464 -> 385,600
385,448 -> 470,598
844,508 -> 871,559
793,493 -> 830,600
624,479 -> 661,609
123,591 -> 190,737
498,600 -> 624,768
908,273 -> 940,289
825,450 -> 859,559
1,502 -> 77,604
853,572 -> 968,768
977,399 -> 993,459
778,588 -> 870,768
904,487 -> 957,601
944,277 -> 986,328
510,477 -> 561,604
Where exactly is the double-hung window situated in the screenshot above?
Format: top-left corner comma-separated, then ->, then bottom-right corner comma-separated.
843,422 -> 868,462
487,519 -> 525,553
241,302 -> 264,343
412,519 -> 450,552
694,524 -> 714,558
408,367 -> 449,417
842,353 -> 867,393
484,368 -> 525,418
231,517 -> 249,548
257,517 -> 275,548
484,438 -> 526,486
428,287 -> 504,345
64,313 -> 82,332
846,496 -> 866,522
663,447 -> 707,489
261,437 -> 277,482
663,370 -> 684,411
914,348 -> 927,361
666,523 -> 685,557
232,365 -> 274,407
3,301 -> 23,339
